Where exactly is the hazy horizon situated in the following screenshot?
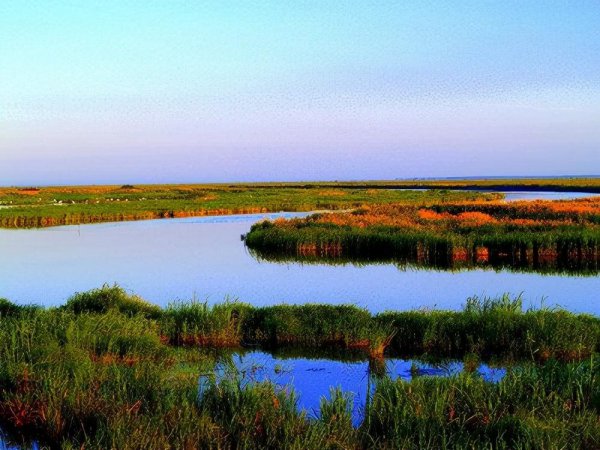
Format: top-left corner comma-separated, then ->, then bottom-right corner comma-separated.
2,1 -> 599,185
3,174 -> 600,189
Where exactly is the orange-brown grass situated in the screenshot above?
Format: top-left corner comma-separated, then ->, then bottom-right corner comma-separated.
245,197 -> 600,273
309,197 -> 600,231
317,189 -> 347,196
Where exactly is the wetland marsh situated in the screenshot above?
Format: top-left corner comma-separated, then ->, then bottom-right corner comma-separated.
1,182 -> 600,449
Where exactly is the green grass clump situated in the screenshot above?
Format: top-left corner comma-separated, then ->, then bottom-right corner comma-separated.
362,358 -> 600,449
245,221 -> 600,275
9,287 -> 600,361
0,307 -> 177,447
379,295 -> 600,361
0,298 -> 23,318
199,377 -> 308,448
162,300 -> 250,346
56,288 -> 600,361
0,299 -> 41,318
242,304 -> 394,356
63,284 -> 162,319
244,195 -> 600,275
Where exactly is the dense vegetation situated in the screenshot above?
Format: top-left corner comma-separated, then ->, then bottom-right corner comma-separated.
47,286 -> 600,362
245,197 -> 600,274
0,184 -> 494,228
1,286 -> 600,448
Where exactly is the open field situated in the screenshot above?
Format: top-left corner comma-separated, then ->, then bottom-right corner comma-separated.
1,286 -> 600,448
0,184 -> 495,229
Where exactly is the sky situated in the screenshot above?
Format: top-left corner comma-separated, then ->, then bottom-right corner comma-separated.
1,0 -> 599,185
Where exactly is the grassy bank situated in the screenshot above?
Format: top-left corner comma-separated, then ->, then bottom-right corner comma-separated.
7,285 -> 600,362
244,198 -> 600,273
1,286 -> 600,448
0,184 -> 493,229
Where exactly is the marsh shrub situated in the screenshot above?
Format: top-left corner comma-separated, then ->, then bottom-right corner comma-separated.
162,300 -> 250,346
0,298 -> 21,317
63,284 -> 162,319
378,296 -> 600,360
362,360 -> 600,449
242,304 -> 374,347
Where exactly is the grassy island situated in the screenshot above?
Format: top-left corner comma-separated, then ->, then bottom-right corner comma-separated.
245,197 -> 600,274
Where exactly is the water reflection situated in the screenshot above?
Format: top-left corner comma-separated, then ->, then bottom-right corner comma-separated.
391,189 -> 600,202
0,431 -> 39,450
206,349 -> 506,425
248,243 -> 600,276
502,191 -> 599,202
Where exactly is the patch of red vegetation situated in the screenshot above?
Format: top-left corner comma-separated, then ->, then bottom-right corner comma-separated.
346,339 -> 370,349
475,247 -> 489,263
0,369 -> 46,429
452,247 -> 469,262
0,398 -> 43,428
173,333 -> 240,348
16,188 -> 40,195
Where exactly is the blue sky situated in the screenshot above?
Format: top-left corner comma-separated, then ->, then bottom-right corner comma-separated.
1,1 -> 599,185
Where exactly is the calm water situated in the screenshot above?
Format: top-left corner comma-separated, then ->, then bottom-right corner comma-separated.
0,191 -> 598,313
0,438 -> 39,450
208,350 -> 506,425
502,191 -> 599,201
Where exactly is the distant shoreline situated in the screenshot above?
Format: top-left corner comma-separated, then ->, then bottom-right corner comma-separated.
2,176 -> 600,191
374,184 -> 600,194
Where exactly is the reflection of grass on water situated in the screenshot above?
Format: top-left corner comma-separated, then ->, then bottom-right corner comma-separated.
1,285 -> 600,448
227,345 -> 371,363
248,246 -> 600,276
196,354 -> 600,448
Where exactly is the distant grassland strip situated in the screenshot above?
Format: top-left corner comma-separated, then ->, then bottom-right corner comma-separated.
0,184 -> 493,228
153,177 -> 600,192
269,177 -> 600,193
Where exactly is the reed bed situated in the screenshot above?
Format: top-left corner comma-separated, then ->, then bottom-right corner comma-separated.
362,359 -> 600,449
244,198 -> 600,273
0,287 -> 599,448
8,285 -> 599,360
